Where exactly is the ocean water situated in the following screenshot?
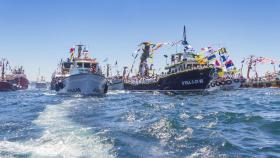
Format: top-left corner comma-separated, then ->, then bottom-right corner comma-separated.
0,89 -> 279,158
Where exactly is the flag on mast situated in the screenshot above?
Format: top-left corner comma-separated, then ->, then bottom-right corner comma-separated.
70,47 -> 75,61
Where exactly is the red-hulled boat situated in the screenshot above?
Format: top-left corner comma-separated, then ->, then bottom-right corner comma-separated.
7,67 -> 29,90
0,81 -> 15,91
0,59 -> 29,91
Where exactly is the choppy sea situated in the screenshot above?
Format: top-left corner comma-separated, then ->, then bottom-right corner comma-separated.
0,89 -> 279,158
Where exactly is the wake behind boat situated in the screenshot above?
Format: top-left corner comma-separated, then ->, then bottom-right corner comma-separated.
56,44 -> 108,95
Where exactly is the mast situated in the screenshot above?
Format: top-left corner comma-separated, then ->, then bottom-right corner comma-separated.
254,61 -> 258,79
106,64 -> 110,77
123,67 -> 127,78
1,59 -> 5,80
139,42 -> 151,77
76,44 -> 84,58
240,58 -> 245,77
247,56 -> 253,79
37,68 -> 41,81
182,25 -> 189,54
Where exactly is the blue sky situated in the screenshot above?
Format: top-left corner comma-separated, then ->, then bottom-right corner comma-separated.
0,0 -> 279,81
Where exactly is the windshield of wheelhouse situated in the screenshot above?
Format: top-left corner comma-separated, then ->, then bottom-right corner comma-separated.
63,62 -> 72,69
84,62 -> 91,68
77,62 -> 83,68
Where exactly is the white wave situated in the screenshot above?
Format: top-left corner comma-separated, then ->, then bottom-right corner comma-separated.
194,114 -> 204,120
187,146 -> 215,158
106,90 -> 128,95
0,100 -> 115,158
175,127 -> 193,141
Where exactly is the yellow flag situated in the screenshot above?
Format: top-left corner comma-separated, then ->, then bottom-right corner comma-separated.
218,70 -> 224,77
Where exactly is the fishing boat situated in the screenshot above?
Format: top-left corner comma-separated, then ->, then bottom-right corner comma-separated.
107,76 -> 124,90
106,64 -> 125,90
11,67 -> 29,90
242,56 -> 280,88
0,59 -> 14,91
35,68 -> 47,89
50,59 -> 72,91
0,59 -> 29,91
57,44 -> 108,95
124,26 -> 213,92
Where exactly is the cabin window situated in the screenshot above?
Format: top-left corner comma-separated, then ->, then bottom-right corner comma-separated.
77,62 -> 83,68
63,62 -> 71,69
84,63 -> 91,68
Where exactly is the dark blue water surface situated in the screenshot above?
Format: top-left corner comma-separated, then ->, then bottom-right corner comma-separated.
0,89 -> 279,158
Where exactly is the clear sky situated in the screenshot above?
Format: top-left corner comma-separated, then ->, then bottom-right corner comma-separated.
0,0 -> 279,81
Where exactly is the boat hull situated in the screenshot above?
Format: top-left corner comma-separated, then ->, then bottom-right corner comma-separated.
108,79 -> 124,90
242,80 -> 280,88
59,73 -> 107,95
0,81 -> 15,91
207,78 -> 242,91
124,68 -> 213,92
35,82 -> 47,89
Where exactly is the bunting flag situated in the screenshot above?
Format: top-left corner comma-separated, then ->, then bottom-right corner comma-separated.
170,40 -> 182,46
215,60 -> 221,67
102,57 -> 108,62
216,47 -> 227,54
148,53 -> 154,64
195,55 -> 207,64
230,68 -> 238,74
70,47 -> 75,61
207,54 -> 216,61
151,43 -> 164,52
135,48 -> 141,53
225,60 -> 234,68
218,70 -> 225,77
220,54 -> 229,62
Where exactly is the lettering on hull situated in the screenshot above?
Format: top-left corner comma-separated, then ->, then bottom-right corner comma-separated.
182,79 -> 203,86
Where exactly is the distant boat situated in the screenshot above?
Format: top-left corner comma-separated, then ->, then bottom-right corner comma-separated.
242,56 -> 280,88
35,68 -> 47,89
108,76 -> 124,90
56,44 -> 108,95
50,59 -> 72,91
0,58 -> 29,91
106,64 -> 124,90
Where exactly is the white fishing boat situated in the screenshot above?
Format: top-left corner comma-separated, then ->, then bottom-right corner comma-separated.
108,76 -> 124,90
58,44 -> 108,95
35,68 -> 47,89
105,64 -> 125,91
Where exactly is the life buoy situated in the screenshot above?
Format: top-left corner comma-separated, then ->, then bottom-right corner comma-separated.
215,81 -> 220,86
234,79 -> 240,83
210,82 -> 216,87
225,80 -> 232,85
220,81 -> 226,85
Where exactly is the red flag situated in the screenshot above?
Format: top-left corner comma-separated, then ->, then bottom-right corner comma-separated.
215,60 -> 220,66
